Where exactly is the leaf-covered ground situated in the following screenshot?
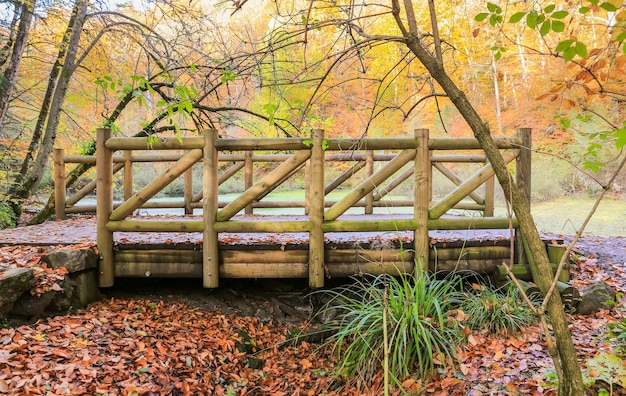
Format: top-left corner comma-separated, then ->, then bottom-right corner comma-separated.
1,236 -> 626,395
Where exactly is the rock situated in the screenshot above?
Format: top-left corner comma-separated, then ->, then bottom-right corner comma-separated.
576,280 -> 616,315
0,268 -> 36,319
10,278 -> 72,320
42,248 -> 97,273
68,271 -> 101,307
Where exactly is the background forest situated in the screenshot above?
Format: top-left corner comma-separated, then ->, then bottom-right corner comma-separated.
0,0 -> 624,226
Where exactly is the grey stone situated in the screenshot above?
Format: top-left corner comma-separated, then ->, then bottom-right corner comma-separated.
68,271 -> 101,307
576,280 -> 616,315
42,249 -> 97,273
0,268 -> 36,318
10,278 -> 72,320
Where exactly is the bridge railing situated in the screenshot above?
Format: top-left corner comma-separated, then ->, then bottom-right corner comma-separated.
87,127 -> 530,288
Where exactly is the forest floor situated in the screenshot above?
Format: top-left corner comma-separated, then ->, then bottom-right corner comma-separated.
1,218 -> 626,394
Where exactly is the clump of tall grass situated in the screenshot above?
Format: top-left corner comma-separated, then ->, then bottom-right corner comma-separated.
461,283 -> 538,335
318,269 -> 465,385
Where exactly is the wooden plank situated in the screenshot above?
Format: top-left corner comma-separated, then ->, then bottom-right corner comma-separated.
322,219 -> 417,232
427,216 -> 518,230
429,149 -> 519,219
110,149 -> 203,221
116,262 -> 202,278
217,150 -> 311,221
325,148 -> 416,220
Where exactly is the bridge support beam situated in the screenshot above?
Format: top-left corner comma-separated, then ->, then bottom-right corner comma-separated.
96,127 -> 114,287
309,129 -> 325,288
414,128 -> 430,272
203,129 -> 219,288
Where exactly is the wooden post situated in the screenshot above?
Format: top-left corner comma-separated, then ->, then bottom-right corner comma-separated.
414,129 -> 430,273
365,150 -> 374,214
516,128 -> 532,265
203,129 -> 219,288
184,167 -> 193,215
245,150 -> 253,215
96,128 -> 114,287
123,150 -> 133,202
309,129 -> 325,287
53,148 -> 66,220
484,171 -> 495,217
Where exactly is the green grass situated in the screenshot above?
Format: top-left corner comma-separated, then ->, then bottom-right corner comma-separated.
529,197 -> 624,237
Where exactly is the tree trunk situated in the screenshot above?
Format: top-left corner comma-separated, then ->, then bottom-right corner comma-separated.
7,0 -> 88,217
0,0 -> 35,133
396,10 -> 585,395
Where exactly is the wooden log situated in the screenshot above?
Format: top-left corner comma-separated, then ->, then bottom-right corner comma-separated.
217,150 -> 311,221
110,149 -> 203,221
245,151 -> 253,215
184,167 -> 193,214
429,136 -> 522,150
107,219 -> 204,233
322,219 -> 416,232
517,279 -> 543,302
221,263 -> 308,278
214,220 -> 311,233
548,244 -> 570,282
430,154 -> 487,163
222,250 -> 308,264
432,162 -> 484,205
123,150 -> 133,201
96,128 -> 114,287
191,161 -> 246,203
427,216 -> 519,230
327,262 -> 414,277
431,246 -> 511,261
326,249 -> 413,264
325,148 -> 416,220
53,148 -> 66,220
415,128 -> 430,271
63,155 -> 97,164
106,136 -> 204,150
497,263 -> 559,281
309,129 -> 325,287
115,249 -> 202,264
372,166 -> 413,201
203,129 -> 220,288
429,259 -> 503,274
429,149 -> 519,219
116,262 -> 202,278
324,161 -> 366,195
365,151 -> 374,214
216,138 -> 310,151
484,165 -> 495,217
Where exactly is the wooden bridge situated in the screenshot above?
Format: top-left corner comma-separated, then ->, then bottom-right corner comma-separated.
49,127 -> 550,289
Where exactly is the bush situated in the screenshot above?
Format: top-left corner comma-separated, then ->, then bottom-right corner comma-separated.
461,283 -> 537,335
318,269 -> 465,385
0,201 -> 16,229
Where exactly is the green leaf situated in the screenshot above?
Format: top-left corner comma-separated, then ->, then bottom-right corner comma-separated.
540,20 -> 551,36
475,12 -> 489,22
555,39 -> 574,52
544,4 -> 555,13
600,2 -> 618,12
575,41 -> 588,58
579,6 -> 590,14
552,20 -> 565,32
494,51 -> 502,60
564,47 -> 577,61
526,11 -> 537,28
190,63 -> 197,72
509,12 -> 526,23
487,2 -> 497,12
551,10 -> 568,19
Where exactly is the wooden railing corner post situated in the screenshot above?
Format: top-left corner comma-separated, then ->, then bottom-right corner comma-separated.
96,127 -> 114,287
414,128 -> 430,274
309,129 -> 325,288
53,147 -> 66,220
203,129 -> 220,288
184,166 -> 193,215
123,150 -> 133,202
244,150 -> 253,215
